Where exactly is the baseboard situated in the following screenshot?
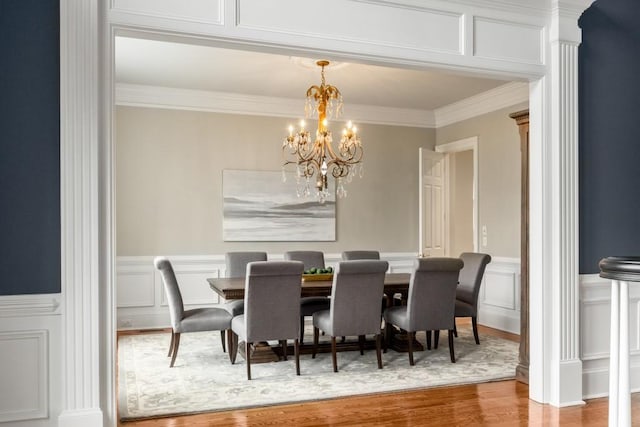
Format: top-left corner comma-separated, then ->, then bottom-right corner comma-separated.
58,409 -> 103,427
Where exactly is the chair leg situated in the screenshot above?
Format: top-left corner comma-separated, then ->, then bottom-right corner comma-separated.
375,333 -> 383,369
358,335 -> 365,355
434,330 -> 440,349
407,331 -> 415,366
169,332 -> 180,367
426,330 -> 432,350
220,330 -> 226,353
294,338 -> 300,376
331,336 -> 338,373
229,330 -> 238,364
453,321 -> 458,337
472,317 -> 480,344
448,329 -> 456,363
312,326 -> 320,359
384,322 -> 392,353
280,340 -> 288,361
245,341 -> 252,380
167,330 -> 175,357
300,316 -> 305,344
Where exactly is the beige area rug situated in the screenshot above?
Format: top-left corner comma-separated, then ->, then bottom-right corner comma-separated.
118,327 -> 518,421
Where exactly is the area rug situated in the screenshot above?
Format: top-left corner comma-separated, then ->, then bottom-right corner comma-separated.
118,327 -> 518,421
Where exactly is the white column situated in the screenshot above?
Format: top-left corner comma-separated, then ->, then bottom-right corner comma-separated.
529,1 -> 588,406
608,279 -> 631,426
58,0 -> 104,426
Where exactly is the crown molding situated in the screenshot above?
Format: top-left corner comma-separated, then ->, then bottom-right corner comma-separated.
116,81 -> 528,129
434,81 -> 529,127
115,83 -> 436,128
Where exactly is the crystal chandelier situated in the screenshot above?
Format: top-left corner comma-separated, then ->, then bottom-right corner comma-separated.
282,60 -> 363,202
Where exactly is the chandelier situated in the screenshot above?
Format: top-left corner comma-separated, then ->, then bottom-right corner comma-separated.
282,60 -> 363,202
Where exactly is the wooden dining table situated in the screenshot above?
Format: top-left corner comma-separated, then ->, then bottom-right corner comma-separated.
207,273 -> 421,363
207,272 -> 411,301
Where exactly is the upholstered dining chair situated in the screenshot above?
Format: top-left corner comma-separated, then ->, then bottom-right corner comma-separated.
223,251 -> 268,316
383,257 -> 463,365
312,260 -> 389,372
454,252 -> 492,344
229,260 -> 304,380
341,250 -> 391,310
341,250 -> 381,261
283,250 -> 331,344
154,257 -> 233,367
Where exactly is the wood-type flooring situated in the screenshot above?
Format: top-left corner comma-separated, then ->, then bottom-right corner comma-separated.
118,322 -> 638,426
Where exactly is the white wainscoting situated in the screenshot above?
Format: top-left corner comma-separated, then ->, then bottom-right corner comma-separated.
116,253 -> 417,330
0,294 -> 61,427
580,274 -> 640,399
477,257 -> 521,335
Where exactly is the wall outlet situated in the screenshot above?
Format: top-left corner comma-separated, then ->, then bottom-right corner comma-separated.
482,225 -> 488,247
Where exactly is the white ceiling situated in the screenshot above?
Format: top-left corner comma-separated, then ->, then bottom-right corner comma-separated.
115,37 -> 511,111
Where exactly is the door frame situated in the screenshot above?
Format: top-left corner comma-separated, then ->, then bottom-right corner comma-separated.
436,136 -> 479,255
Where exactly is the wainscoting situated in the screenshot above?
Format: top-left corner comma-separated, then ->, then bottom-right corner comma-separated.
478,257 -> 521,334
116,253 -> 519,332
0,294 -> 61,427
580,274 -> 640,398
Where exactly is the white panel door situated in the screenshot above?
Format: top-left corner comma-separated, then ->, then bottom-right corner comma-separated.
419,148 -> 445,257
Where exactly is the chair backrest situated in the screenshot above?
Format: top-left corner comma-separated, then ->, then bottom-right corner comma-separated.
329,260 -> 389,336
284,251 -> 325,270
406,257 -> 464,331
154,257 -> 184,329
341,250 -> 381,261
225,251 -> 268,278
456,252 -> 492,307
243,260 -> 304,343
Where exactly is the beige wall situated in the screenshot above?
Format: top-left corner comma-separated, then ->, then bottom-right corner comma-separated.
450,150 -> 474,256
436,102 -> 526,258
116,106 -> 435,256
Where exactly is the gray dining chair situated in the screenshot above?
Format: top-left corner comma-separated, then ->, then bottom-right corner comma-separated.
383,257 -> 463,365
284,251 -> 331,344
223,251 -> 268,316
154,257 -> 233,367
229,260 -> 304,380
312,260 -> 389,372
342,250 -> 392,311
454,252 -> 492,344
341,250 -> 380,261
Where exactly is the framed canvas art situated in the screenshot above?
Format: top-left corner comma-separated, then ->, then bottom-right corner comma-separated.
222,169 -> 336,241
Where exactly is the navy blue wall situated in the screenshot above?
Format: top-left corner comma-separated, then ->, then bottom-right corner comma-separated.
0,1 -> 60,294
578,0 -> 640,274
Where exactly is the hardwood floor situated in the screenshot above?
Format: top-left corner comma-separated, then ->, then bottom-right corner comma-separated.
118,323 -> 638,426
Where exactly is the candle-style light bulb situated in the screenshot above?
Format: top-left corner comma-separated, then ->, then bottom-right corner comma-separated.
352,126 -> 357,134
300,120 -> 306,130
322,118 -> 328,127
288,125 -> 294,136
347,120 -> 353,129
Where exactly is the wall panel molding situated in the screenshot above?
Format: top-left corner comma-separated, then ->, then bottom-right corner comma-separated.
579,273 -> 640,398
111,0 -> 224,26
478,257 -> 521,334
0,330 -> 49,422
117,252 -> 419,329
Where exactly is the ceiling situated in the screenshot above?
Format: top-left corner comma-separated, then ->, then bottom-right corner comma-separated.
115,37 -> 511,112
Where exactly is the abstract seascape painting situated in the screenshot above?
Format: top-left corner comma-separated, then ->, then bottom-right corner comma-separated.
223,170 -> 336,241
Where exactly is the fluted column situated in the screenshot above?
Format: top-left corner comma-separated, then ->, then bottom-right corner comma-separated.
547,3 -> 583,406
58,0 -> 104,425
